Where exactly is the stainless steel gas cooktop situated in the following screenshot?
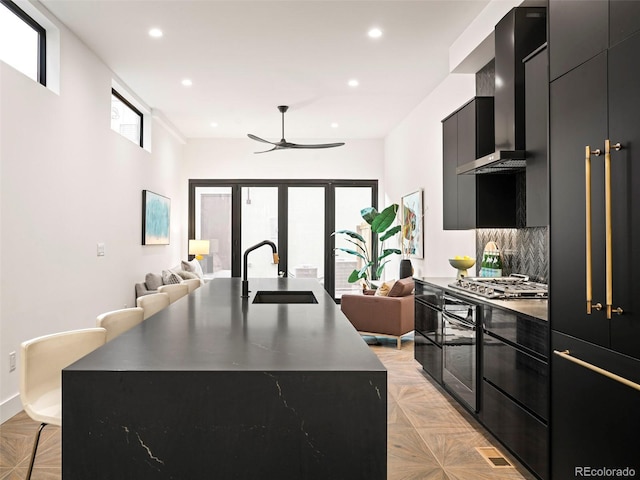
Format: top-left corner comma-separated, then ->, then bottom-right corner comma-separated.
448,274 -> 548,299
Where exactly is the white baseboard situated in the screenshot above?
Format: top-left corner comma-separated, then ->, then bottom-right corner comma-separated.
1,393 -> 22,424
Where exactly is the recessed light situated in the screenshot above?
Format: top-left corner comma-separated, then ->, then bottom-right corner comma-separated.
148,28 -> 163,38
331,122 -> 339,128
368,27 -> 382,39
181,79 -> 193,87
348,79 -> 359,87
210,122 -> 218,128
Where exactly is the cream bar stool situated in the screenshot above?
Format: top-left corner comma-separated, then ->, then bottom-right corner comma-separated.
96,307 -> 145,342
20,327 -> 107,480
136,292 -> 170,320
158,283 -> 189,304
181,278 -> 201,294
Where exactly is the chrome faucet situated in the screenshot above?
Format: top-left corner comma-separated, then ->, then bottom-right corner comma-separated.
241,240 -> 279,297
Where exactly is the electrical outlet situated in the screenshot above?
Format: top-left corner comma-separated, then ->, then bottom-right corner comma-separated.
9,351 -> 16,372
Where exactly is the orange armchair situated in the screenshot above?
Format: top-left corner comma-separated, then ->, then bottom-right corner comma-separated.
340,277 -> 415,349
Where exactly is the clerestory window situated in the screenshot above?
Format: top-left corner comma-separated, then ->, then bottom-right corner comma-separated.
0,0 -> 46,85
111,88 -> 143,147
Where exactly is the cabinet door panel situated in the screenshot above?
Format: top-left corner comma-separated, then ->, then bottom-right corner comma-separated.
549,0 -> 608,81
549,53 -> 609,346
551,332 -> 640,478
608,31 -> 640,360
610,0 -> 640,47
414,331 -> 442,384
481,380 -> 548,480
525,47 -> 548,227
442,116 -> 458,230
456,102 -> 477,229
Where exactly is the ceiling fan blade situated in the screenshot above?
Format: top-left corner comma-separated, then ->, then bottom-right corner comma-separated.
247,133 -> 277,145
287,142 -> 346,149
253,145 -> 283,154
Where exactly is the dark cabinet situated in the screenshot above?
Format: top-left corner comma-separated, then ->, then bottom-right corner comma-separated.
549,4 -> 640,476
549,0 -> 640,81
442,113 -> 460,230
524,45 -> 548,227
551,332 -> 640,479
481,306 -> 548,480
548,0 -> 607,81
550,52 -> 608,347
482,381 -> 548,479
442,97 -> 517,230
414,280 -> 444,383
550,31 -> 640,360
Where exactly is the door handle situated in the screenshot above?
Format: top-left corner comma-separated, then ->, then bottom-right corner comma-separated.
604,140 -> 624,319
585,145 -> 602,314
554,350 -> 639,391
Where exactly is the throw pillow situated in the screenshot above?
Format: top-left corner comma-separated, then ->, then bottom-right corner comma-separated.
388,277 -> 415,297
176,270 -> 198,280
145,273 -> 163,291
375,280 -> 396,296
162,269 -> 182,285
181,259 -> 204,279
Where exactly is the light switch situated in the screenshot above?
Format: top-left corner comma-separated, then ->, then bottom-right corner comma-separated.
97,243 -> 105,256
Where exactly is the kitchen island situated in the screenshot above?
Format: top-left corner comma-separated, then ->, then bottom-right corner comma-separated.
62,278 -> 387,479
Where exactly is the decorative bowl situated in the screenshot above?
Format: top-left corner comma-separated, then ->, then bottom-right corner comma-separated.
449,258 -> 476,278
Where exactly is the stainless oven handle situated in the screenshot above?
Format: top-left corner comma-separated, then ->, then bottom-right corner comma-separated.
443,311 -> 476,330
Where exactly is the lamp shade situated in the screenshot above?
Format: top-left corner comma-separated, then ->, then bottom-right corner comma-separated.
188,239 -> 210,256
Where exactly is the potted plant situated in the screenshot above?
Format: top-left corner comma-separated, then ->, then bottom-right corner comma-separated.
332,204 -> 401,290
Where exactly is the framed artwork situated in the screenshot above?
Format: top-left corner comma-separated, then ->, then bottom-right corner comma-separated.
142,190 -> 170,245
401,189 -> 424,259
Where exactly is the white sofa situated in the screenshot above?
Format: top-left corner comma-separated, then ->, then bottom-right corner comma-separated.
135,259 -> 206,298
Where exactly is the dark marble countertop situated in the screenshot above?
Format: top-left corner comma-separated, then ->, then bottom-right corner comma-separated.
66,278 -> 385,373
415,277 -> 548,322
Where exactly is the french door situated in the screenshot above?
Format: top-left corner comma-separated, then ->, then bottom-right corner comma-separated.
188,180 -> 377,300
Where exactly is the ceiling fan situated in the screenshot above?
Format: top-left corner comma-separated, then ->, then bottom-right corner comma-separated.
247,105 -> 345,153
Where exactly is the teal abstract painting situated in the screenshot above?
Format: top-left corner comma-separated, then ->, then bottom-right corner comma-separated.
142,190 -> 170,245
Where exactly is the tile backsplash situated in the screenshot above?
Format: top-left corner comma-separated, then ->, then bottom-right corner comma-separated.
476,227 -> 548,283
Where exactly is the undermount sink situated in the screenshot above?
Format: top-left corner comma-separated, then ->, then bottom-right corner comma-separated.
252,290 -> 318,304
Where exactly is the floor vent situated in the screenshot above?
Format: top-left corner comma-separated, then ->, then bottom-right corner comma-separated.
475,447 -> 513,468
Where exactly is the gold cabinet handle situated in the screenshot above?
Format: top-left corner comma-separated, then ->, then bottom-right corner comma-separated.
554,350 -> 640,391
604,140 -> 624,319
585,145 -> 602,314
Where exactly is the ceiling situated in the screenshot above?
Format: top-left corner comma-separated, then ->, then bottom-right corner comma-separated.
41,0 -> 490,141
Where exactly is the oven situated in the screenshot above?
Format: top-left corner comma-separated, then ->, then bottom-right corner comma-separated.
442,294 -> 479,412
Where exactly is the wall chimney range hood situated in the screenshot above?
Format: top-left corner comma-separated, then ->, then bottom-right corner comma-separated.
457,7 -> 546,175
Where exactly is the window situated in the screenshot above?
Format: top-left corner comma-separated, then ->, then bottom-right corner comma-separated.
0,0 -> 46,85
111,88 -> 143,147
189,179 -> 378,300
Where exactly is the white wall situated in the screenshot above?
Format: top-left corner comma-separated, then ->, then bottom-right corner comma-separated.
0,14 -> 185,421
183,138 -> 384,182
384,74 -> 476,279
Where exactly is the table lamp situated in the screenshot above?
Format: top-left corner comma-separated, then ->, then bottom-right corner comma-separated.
188,239 -> 210,260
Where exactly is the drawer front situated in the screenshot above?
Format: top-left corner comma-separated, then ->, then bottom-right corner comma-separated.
481,380 -> 548,480
482,306 -> 548,358
415,331 -> 442,383
415,299 -> 443,344
414,281 -> 443,308
483,333 -> 548,420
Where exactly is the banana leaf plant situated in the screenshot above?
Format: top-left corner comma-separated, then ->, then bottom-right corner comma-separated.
332,204 -> 402,289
